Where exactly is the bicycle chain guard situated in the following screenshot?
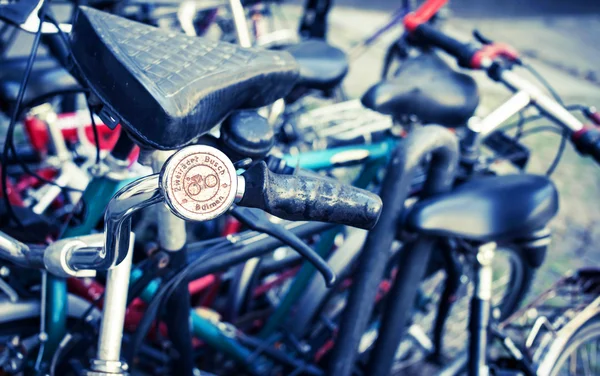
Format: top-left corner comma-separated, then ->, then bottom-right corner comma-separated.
160,145 -> 242,222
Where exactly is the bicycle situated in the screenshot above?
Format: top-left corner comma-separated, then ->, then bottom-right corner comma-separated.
328,3 -> 600,375
0,2 -> 385,375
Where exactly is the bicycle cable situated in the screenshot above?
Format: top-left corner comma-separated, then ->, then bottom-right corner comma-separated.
1,7 -> 96,228
128,242 -> 237,364
45,12 -> 102,167
1,1 -> 50,228
521,63 -> 567,176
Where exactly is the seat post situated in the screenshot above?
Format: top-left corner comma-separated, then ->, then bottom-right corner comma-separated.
150,151 -> 195,376
468,242 -> 496,376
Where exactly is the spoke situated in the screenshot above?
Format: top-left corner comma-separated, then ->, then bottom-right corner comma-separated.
591,339 -> 600,373
580,342 -> 591,375
569,350 -> 577,376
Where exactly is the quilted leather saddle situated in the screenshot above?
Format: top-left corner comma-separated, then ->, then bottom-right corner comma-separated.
69,7 -> 299,150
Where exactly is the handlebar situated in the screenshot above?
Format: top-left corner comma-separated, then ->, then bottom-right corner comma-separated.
0,145 -> 381,287
160,145 -> 382,230
239,162 -> 382,230
411,23 -> 477,68
403,0 -> 447,32
402,6 -> 600,166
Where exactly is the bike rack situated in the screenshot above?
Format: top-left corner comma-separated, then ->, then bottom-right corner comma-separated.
499,268 -> 600,372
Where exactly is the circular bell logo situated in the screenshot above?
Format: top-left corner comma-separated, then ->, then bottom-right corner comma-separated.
169,152 -> 232,217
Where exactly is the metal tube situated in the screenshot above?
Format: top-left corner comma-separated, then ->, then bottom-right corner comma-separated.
0,231 -> 45,269
467,243 -> 495,376
151,150 -> 193,376
152,151 -> 186,251
64,175 -> 161,272
500,70 -> 584,132
32,168 -> 71,215
366,237 -> 437,376
329,126 -> 459,376
228,0 -> 252,47
42,275 -> 67,363
45,112 -> 71,161
94,174 -> 162,270
91,235 -> 134,374
477,91 -> 531,137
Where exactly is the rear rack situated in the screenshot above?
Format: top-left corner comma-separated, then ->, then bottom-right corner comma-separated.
289,99 -> 393,147
499,268 -> 600,366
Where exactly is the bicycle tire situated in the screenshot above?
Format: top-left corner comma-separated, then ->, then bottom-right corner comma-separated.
496,246 -> 536,320
540,315 -> 600,376
392,244 -> 537,373
289,243 -> 536,372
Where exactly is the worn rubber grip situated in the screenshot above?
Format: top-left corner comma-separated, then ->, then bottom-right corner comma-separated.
573,127 -> 600,165
412,23 -> 478,67
239,162 -> 382,230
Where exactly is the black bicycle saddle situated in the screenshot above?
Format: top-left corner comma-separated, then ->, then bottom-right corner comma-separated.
361,51 -> 479,127
0,57 -> 80,110
285,40 -> 348,91
406,174 -> 558,242
69,6 -> 299,150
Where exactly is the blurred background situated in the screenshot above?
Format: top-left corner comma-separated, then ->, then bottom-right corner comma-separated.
336,0 -> 600,16
312,0 -> 600,299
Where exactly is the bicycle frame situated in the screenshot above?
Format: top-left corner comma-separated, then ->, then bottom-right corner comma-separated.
40,173 -> 138,363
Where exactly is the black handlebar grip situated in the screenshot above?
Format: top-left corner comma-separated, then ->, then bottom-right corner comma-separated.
573,127 -> 600,165
412,23 -> 478,67
239,162 -> 383,230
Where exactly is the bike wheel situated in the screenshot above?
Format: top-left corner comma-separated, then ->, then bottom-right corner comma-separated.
393,245 -> 536,373
545,318 -> 600,376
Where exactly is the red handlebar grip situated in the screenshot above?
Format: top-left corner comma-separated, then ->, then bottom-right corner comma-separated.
404,0 -> 448,32
585,108 -> 600,126
470,43 -> 520,69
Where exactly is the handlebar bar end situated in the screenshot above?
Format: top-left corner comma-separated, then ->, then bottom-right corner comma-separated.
572,126 -> 600,165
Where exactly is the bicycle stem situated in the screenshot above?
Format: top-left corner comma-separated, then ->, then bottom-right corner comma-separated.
461,63 -> 585,163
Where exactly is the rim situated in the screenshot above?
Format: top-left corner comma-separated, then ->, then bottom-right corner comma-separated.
551,323 -> 600,376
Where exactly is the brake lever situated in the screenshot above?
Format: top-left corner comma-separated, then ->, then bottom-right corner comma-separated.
473,29 -> 493,45
230,206 -> 336,287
